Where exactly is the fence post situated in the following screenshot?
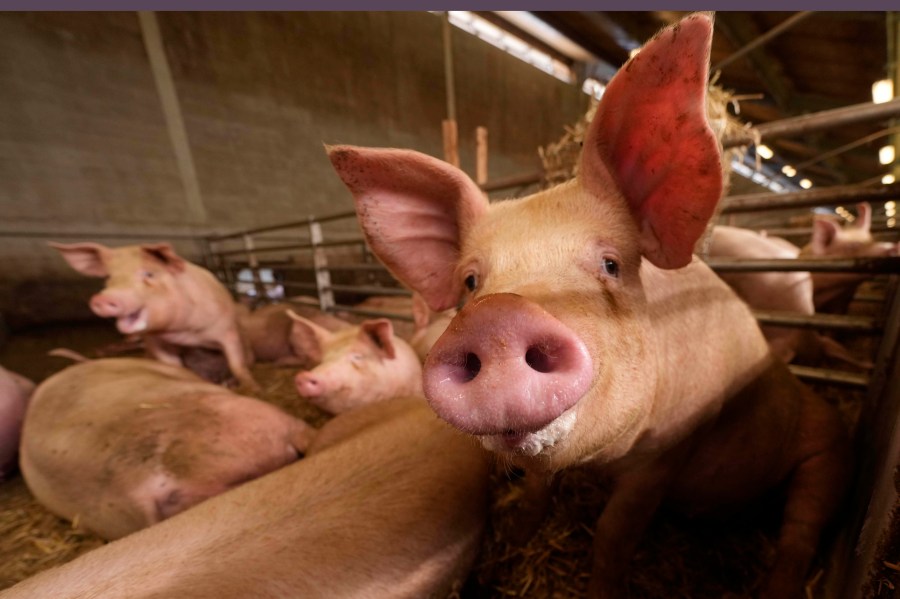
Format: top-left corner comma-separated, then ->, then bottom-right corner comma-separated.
309,218 -> 335,312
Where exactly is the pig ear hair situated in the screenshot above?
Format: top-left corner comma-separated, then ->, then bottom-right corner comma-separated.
810,218 -> 839,250
48,241 -> 110,278
141,243 -> 187,273
328,145 -> 488,312
359,319 -> 396,360
580,13 -> 722,270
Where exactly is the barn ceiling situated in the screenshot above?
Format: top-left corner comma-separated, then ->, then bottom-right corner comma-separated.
486,11 -> 896,196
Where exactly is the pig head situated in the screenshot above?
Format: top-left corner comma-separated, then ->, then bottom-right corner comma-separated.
800,203 -> 900,313
49,242 -> 258,391
290,312 -> 423,414
329,14 -> 849,598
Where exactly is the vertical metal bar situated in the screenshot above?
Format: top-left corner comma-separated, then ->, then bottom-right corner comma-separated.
309,218 -> 335,312
476,126 -> 489,185
242,234 -> 263,301
442,12 -> 457,123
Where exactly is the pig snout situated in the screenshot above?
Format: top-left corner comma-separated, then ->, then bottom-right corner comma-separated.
423,293 -> 593,436
294,371 -> 324,398
90,292 -> 126,317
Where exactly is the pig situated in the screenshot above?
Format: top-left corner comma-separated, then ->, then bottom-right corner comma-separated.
48,242 -> 258,391
708,225 -> 871,369
290,312 -> 423,414
238,301 -> 351,368
0,365 -> 35,481
2,397 -> 492,599
19,357 -> 314,540
327,14 -> 850,598
409,292 -> 455,362
799,203 -> 900,313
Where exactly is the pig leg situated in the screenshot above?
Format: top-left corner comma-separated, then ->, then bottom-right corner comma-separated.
587,469 -> 669,598
288,420 -> 317,454
219,329 -> 260,393
762,434 -> 850,598
144,336 -> 184,367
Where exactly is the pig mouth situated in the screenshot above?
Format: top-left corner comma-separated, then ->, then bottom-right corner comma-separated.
479,408 -> 577,457
117,308 -> 148,334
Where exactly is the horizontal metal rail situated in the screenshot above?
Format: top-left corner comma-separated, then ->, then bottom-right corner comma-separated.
752,310 -> 880,333
213,237 -> 366,257
329,284 -> 409,296
480,172 -> 543,192
788,365 -> 869,389
250,263 -> 387,273
720,183 -> 900,214
751,226 -> 899,239
0,229 -> 209,241
705,256 -> 900,274
330,304 -> 415,322
206,210 -> 357,242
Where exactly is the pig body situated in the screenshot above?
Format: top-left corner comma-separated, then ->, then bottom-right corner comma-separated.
0,366 -> 35,481
291,315 -> 423,414
19,357 -> 313,540
799,204 -> 899,313
409,292 -> 455,362
329,14 -> 849,598
49,242 -> 258,390
3,397 -> 491,599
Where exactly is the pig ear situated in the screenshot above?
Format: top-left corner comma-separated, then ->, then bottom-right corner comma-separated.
810,218 -> 839,251
411,293 -> 432,331
48,242 -> 110,277
580,13 -> 722,269
853,203 -> 872,232
141,243 -> 187,273
328,145 -> 488,312
286,310 -> 334,349
359,319 -> 396,360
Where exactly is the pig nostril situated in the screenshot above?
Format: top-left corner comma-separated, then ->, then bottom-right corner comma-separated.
462,352 -> 481,382
525,345 -> 555,373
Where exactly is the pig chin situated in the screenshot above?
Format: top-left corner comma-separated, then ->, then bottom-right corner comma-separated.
479,408 -> 577,457
116,308 -> 149,334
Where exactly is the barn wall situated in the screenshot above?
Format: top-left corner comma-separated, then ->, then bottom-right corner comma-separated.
0,11 -> 588,328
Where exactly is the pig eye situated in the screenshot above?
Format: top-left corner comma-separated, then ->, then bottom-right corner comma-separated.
601,258 -> 619,278
464,274 -> 477,291
142,271 -> 155,280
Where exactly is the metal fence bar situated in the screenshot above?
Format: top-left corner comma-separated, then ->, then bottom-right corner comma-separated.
720,183 -> 900,214
329,284 -> 409,296
309,220 -> 335,312
330,304 -> 415,322
788,365 -> 869,389
213,237 -> 366,258
751,310 -> 879,333
206,210 -> 358,242
705,256 -> 900,274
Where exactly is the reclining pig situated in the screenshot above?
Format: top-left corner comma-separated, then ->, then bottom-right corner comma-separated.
290,312 -> 422,414
708,225 -> 871,368
49,242 -> 258,391
19,357 -> 314,540
3,397 -> 491,599
328,14 -> 849,598
799,202 -> 899,313
0,365 -> 35,481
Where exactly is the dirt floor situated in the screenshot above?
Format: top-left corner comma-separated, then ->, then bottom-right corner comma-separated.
0,320 -> 877,597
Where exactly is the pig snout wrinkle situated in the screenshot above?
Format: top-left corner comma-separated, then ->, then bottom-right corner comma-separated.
423,293 -> 593,435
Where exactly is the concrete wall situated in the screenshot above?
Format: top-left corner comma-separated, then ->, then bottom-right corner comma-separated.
0,12 -> 588,328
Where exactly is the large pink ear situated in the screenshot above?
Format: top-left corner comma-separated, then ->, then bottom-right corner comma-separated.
853,203 -> 872,233
328,145 -> 488,312
141,243 -> 187,273
810,218 -> 839,252
48,241 -> 110,277
580,13 -> 722,269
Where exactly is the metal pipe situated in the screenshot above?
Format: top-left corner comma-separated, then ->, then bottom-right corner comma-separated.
712,11 -> 814,72
206,210 -> 357,242
329,285 -> 410,297
722,99 -> 900,149
480,171 -> 543,192
795,126 -> 900,171
751,310 -> 879,333
330,304 -> 415,322
212,237 -> 366,258
751,226 -> 900,238
787,365 -> 869,389
442,12 -> 457,123
720,182 -> 900,214
705,256 -> 900,274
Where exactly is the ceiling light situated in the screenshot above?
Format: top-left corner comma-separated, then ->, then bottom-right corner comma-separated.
756,144 -> 774,160
799,178 -> 812,189
872,79 -> 894,104
886,201 -> 897,210
880,145 -> 896,165
884,174 -> 897,185
781,165 -> 796,177
888,217 -> 897,228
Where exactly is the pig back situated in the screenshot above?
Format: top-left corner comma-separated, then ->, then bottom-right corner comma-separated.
4,397 -> 492,599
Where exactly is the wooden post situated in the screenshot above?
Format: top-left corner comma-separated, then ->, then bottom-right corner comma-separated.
476,126 -> 488,185
442,119 -> 460,168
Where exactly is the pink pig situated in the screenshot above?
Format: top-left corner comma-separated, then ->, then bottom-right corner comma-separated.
290,313 -> 423,414
328,14 -> 849,598
799,202 -> 900,313
0,365 -> 35,481
49,242 -> 258,391
19,357 -> 313,540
